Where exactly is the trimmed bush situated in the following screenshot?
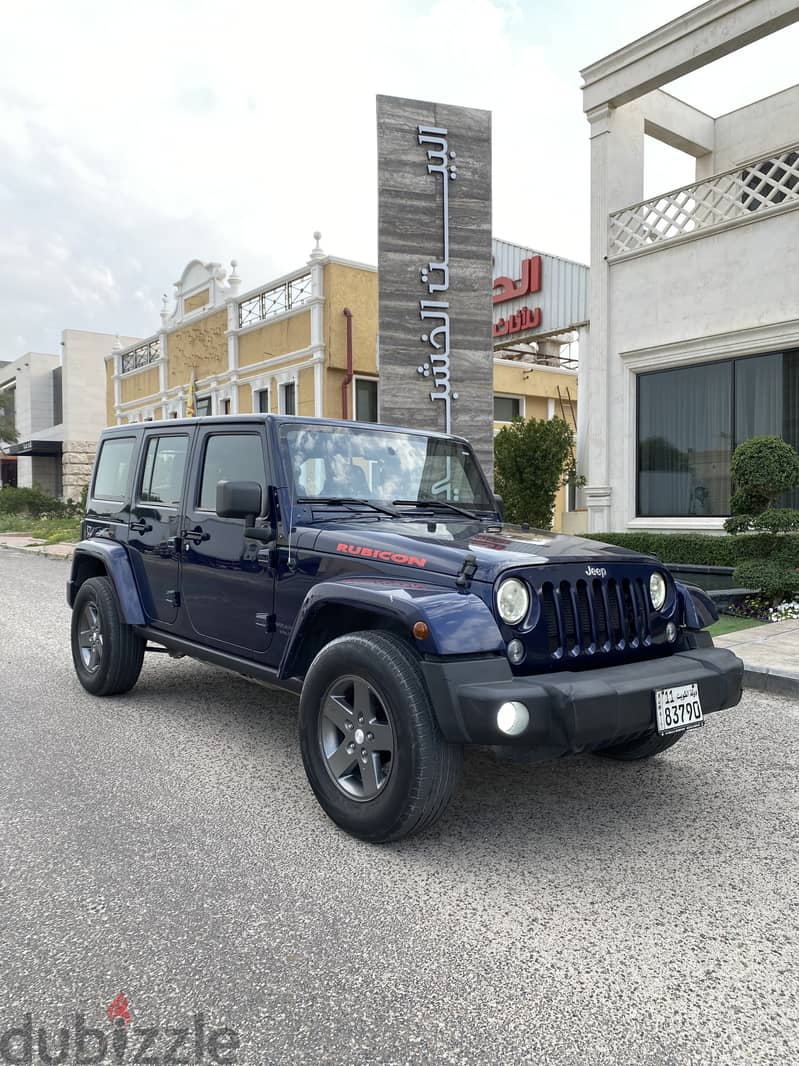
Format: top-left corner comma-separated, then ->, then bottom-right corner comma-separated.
494,416 -> 577,530
734,559 -> 799,602
729,436 -> 799,509
584,531 -> 799,570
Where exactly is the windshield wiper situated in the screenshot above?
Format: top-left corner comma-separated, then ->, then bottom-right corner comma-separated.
297,496 -> 402,518
393,498 -> 481,520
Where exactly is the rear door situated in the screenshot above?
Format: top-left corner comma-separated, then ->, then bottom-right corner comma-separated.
127,429 -> 193,626
178,424 -> 274,656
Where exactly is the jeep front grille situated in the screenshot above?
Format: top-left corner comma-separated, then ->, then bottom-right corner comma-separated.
540,576 -> 651,660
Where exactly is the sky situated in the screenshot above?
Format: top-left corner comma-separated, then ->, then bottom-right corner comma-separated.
2,0 -> 799,357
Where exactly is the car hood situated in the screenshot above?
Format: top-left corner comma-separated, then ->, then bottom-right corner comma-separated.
308,518 -> 656,583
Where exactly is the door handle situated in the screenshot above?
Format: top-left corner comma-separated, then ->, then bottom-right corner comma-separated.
130,519 -> 153,534
181,527 -> 210,545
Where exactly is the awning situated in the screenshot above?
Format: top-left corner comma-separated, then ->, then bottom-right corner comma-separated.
5,439 -> 62,457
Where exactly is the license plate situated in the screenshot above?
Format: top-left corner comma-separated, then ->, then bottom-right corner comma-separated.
655,683 -> 704,735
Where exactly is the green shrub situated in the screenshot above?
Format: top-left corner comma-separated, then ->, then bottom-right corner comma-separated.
584,531 -> 799,570
729,436 -> 799,509
494,416 -> 577,530
0,486 -> 67,517
733,559 -> 799,603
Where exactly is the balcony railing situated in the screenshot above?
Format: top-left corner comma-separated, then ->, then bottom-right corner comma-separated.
609,145 -> 799,257
238,272 -> 312,329
120,338 -> 161,374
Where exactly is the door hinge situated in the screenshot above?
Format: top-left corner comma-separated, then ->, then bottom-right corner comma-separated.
165,590 -> 181,607
255,612 -> 276,632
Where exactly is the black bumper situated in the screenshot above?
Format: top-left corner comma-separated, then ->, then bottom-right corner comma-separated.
420,645 -> 744,754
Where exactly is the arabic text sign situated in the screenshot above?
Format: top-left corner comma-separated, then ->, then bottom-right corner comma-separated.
491,239 -> 589,344
377,95 -> 494,478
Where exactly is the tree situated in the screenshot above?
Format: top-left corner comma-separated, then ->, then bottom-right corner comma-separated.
0,389 -> 16,445
724,436 -> 799,603
494,416 -> 577,530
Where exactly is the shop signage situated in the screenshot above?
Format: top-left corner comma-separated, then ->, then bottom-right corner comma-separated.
492,256 -> 542,339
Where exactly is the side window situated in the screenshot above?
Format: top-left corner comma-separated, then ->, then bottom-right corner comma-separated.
139,435 -> 189,506
199,434 -> 266,512
93,437 -> 136,500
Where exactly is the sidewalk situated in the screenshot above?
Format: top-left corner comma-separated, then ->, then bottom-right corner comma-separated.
714,620 -> 799,698
0,533 -> 76,558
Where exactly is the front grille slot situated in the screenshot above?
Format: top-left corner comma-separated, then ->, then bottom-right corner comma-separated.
539,570 -> 652,661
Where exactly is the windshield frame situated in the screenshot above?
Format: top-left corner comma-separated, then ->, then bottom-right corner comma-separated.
276,420 -> 498,520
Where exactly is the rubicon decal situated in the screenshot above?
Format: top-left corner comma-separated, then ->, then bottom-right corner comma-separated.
336,543 -> 427,568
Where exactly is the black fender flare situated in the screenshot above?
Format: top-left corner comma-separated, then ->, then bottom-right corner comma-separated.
67,540 -> 146,625
278,577 -> 504,681
676,581 -> 718,630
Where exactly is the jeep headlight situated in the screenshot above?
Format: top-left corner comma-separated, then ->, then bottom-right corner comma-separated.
649,571 -> 667,611
497,577 -> 530,625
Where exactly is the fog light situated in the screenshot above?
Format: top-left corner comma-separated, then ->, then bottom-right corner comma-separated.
497,701 -> 529,736
507,638 -> 525,665
666,622 -> 677,642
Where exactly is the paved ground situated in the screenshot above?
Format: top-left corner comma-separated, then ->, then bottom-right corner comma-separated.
715,620 -> 799,696
0,550 -> 797,1066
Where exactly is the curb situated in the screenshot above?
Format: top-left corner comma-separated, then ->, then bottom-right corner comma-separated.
742,665 -> 799,698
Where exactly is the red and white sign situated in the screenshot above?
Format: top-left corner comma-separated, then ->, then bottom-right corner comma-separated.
492,255 -> 542,338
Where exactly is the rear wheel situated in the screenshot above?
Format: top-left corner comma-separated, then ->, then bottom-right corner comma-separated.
71,576 -> 145,696
299,631 -> 462,843
595,730 -> 685,761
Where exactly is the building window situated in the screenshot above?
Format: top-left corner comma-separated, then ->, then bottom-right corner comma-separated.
494,396 -> 522,422
256,389 -> 270,413
637,349 -> 799,517
281,382 -> 296,416
222,398 -> 231,416
354,378 -> 378,422
195,396 -> 212,417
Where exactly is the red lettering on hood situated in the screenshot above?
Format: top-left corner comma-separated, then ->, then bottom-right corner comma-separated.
335,543 -> 427,568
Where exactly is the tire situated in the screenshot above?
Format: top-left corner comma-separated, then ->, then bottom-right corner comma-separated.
595,729 -> 685,761
298,631 -> 463,843
71,576 -> 145,696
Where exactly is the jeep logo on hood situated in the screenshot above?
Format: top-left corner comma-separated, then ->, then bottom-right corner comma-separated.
585,565 -> 607,578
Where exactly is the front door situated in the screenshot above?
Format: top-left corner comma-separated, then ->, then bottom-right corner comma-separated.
178,426 -> 274,657
128,430 -> 192,626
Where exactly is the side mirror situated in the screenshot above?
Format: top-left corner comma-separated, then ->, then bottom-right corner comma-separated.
493,493 -> 504,521
216,480 -> 277,545
216,480 -> 262,519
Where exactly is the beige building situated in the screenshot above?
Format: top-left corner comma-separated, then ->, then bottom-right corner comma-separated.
108,236 -> 578,526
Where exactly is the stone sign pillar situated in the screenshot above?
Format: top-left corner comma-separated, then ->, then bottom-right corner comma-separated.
376,95 -> 494,481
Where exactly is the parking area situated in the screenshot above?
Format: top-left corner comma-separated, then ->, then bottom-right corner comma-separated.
0,548 -> 797,1065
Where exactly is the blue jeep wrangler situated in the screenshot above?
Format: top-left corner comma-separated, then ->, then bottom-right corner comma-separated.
68,415 -> 743,842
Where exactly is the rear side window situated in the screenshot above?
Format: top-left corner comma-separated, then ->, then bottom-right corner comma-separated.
139,435 -> 189,506
199,434 -> 266,511
93,437 -> 136,500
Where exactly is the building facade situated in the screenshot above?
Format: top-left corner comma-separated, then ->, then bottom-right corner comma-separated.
580,0 -> 799,533
109,237 -> 580,527
2,331 -> 139,500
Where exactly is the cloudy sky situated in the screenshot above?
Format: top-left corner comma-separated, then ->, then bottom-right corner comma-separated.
3,0 -> 799,357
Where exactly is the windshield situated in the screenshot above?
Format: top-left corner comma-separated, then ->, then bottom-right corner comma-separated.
279,423 -> 495,512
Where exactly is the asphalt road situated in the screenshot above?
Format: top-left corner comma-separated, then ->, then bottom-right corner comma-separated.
0,549 -> 797,1066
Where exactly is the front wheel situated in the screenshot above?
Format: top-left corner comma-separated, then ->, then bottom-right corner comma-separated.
595,730 -> 685,761
298,631 -> 462,843
71,576 -> 145,696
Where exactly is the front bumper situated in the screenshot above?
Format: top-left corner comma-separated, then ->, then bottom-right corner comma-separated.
420,643 -> 744,754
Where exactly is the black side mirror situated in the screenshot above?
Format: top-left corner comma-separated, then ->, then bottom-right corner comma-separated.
216,480 -> 276,543
216,480 -> 262,518
493,493 -> 504,521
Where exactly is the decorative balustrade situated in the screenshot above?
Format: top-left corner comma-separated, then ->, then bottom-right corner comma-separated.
238,272 -> 312,328
609,145 -> 799,257
120,338 -> 161,374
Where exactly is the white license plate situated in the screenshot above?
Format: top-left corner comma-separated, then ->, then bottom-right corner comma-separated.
655,683 -> 704,735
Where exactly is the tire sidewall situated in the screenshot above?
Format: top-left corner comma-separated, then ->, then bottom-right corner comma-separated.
299,635 -> 430,840
71,578 -> 116,695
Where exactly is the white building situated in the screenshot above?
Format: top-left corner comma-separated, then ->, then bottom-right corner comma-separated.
1,330 -> 139,500
579,0 -> 799,533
